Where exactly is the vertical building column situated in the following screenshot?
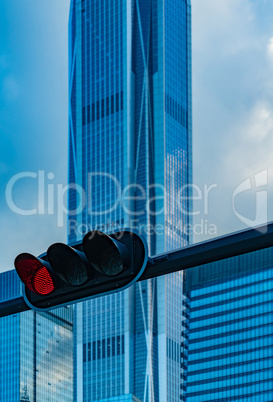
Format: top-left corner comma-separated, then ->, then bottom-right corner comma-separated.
75,0 -> 83,241
126,0 -> 134,221
152,0 -> 165,254
157,276 -> 167,402
76,303 -> 83,401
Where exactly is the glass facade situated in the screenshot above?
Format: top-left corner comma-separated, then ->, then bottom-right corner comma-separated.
0,270 -> 73,401
68,0 -> 192,401
92,395 -> 142,402
182,247 -> 273,401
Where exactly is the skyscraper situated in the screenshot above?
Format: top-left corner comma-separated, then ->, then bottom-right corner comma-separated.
68,0 -> 192,401
0,270 -> 73,401
182,246 -> 273,401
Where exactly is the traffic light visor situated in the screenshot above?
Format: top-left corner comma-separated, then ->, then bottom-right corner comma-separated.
83,231 -> 129,276
14,253 -> 55,295
47,243 -> 90,286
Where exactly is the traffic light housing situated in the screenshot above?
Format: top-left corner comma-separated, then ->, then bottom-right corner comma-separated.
14,230 -> 148,311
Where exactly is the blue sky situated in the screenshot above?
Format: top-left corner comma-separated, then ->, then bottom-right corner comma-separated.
1,0 -> 273,272
0,1 -> 69,272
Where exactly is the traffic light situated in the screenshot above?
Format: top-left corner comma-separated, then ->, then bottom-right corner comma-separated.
14,230 -> 148,311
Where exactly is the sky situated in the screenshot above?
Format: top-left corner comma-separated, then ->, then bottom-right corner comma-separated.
0,1 -> 70,272
192,0 -> 273,238
1,0 -> 273,272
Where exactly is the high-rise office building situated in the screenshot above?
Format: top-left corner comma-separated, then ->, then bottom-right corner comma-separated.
68,0 -> 192,401
182,247 -> 273,401
0,270 -> 73,401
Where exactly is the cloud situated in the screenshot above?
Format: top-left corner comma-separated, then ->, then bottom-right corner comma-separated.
0,171 -> 67,273
267,37 -> 273,58
223,101 -> 273,180
0,210 -> 67,273
192,0 -> 273,241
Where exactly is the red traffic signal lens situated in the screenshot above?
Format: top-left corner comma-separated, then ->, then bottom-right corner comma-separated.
33,266 -> 55,295
14,253 -> 55,295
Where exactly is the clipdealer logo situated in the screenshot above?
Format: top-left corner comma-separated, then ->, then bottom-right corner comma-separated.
4,171 -> 218,237
232,170 -> 268,233
7,169 -> 270,236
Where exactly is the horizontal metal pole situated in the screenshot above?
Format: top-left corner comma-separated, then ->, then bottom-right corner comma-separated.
0,297 -> 30,318
2,223 -> 273,317
140,223 -> 273,281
